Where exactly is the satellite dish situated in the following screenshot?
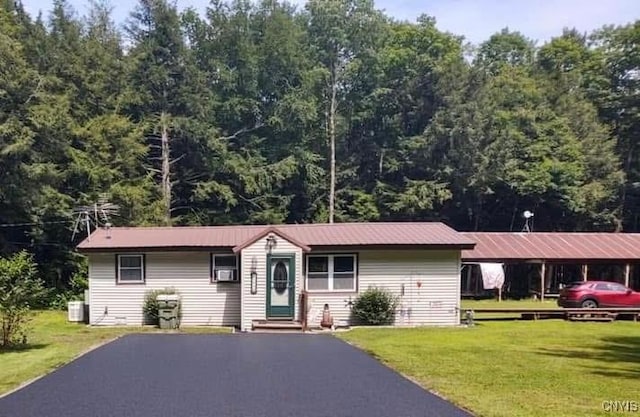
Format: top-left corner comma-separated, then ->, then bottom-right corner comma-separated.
521,210 -> 534,233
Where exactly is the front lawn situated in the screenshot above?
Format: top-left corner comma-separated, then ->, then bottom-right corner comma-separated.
338,321 -> 640,417
0,310 -> 230,395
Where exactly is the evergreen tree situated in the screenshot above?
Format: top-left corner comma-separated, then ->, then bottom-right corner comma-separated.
1,1 -> 639,296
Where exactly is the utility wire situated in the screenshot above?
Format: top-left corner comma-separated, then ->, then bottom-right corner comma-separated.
4,241 -> 69,247
0,220 -> 74,228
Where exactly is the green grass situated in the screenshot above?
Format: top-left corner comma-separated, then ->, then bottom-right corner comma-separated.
0,311 -> 231,395
338,321 -> 640,417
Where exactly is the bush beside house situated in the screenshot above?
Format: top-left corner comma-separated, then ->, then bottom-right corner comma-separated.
352,287 -> 398,325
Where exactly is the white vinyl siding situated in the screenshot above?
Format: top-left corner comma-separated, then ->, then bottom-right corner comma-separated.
305,250 -> 461,327
88,252 -> 240,326
240,235 -> 303,331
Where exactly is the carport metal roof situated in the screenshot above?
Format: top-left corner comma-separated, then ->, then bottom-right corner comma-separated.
461,232 -> 640,262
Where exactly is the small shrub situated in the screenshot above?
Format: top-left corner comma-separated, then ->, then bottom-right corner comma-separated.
142,288 -> 181,326
69,271 -> 88,295
0,251 -> 46,348
352,287 -> 398,325
48,291 -> 74,310
40,270 -> 89,310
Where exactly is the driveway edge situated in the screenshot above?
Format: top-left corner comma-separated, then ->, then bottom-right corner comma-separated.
0,335 -> 123,399
337,337 -> 476,416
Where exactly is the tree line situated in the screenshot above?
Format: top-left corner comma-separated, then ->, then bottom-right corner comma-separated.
1,0 -> 639,292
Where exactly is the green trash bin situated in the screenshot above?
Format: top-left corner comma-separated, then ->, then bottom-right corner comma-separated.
157,294 -> 179,329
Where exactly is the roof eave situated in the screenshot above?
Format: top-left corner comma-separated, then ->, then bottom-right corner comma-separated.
308,243 -> 475,251
77,245 -> 234,254
462,257 -> 639,263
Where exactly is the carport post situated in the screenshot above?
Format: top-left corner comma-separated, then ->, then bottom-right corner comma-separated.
540,262 -> 546,302
465,265 -> 472,294
581,264 -> 588,281
625,263 -> 631,287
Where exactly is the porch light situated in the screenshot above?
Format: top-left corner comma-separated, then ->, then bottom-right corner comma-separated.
250,271 -> 258,295
266,233 -> 277,252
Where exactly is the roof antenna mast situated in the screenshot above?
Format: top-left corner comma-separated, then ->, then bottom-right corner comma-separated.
71,194 -> 119,241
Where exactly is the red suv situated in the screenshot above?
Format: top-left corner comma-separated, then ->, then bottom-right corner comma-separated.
558,281 -> 640,308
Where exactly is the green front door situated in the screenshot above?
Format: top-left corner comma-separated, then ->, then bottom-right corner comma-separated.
266,254 -> 295,318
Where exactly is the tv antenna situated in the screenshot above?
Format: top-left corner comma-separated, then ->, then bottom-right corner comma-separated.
71,195 -> 119,241
522,210 -> 534,233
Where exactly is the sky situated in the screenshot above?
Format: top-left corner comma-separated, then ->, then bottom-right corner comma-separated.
20,0 -> 640,45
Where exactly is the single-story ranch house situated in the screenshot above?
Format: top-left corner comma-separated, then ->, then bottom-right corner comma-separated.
77,222 -> 475,331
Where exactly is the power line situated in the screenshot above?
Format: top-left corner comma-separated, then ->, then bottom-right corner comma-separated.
0,220 -> 74,228
4,241 -> 69,247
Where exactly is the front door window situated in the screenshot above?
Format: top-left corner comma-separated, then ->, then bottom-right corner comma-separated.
268,256 -> 294,317
273,261 -> 288,294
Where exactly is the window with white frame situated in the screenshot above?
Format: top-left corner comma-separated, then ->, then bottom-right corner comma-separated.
211,254 -> 239,282
307,255 -> 356,291
117,254 -> 145,283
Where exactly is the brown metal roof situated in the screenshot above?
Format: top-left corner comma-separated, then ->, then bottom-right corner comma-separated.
76,222 -> 475,251
462,232 -> 640,261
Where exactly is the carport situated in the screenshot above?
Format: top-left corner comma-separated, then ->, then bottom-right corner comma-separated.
461,232 -> 640,300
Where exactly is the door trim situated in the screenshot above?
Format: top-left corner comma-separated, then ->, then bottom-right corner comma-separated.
266,253 -> 296,318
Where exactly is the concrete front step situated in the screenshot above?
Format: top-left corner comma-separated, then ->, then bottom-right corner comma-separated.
251,328 -> 307,334
252,320 -> 303,331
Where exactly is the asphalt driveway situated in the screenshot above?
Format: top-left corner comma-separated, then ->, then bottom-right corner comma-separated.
0,334 -> 472,417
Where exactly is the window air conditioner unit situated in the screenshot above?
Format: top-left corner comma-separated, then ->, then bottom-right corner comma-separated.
216,269 -> 237,282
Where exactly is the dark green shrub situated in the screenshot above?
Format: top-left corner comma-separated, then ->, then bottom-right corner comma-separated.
49,291 -> 74,310
352,287 -> 398,325
142,288 -> 181,325
40,272 -> 89,310
69,272 -> 88,295
36,266 -> 89,310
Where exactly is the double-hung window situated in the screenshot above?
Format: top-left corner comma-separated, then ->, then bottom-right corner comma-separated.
211,254 -> 239,282
307,255 -> 356,291
117,254 -> 145,284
